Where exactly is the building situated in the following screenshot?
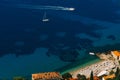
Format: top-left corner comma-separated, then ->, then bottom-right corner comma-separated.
32,72 -> 62,80
102,74 -> 115,80
97,71 -> 108,77
111,50 -> 120,60
87,76 -> 100,80
69,78 -> 78,80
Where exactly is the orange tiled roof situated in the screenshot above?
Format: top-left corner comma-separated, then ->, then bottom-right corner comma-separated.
112,51 -> 120,56
32,72 -> 62,79
69,78 -> 78,80
103,74 -> 115,80
87,76 -> 100,80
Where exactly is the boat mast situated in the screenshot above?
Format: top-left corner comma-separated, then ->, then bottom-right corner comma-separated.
43,12 -> 46,20
42,12 -> 49,22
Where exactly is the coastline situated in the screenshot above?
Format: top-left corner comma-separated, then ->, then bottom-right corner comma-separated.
60,58 -> 101,75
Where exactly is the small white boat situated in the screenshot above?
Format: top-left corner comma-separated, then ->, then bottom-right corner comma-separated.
89,52 -> 95,55
42,12 -> 49,22
69,8 -> 75,11
42,19 -> 49,22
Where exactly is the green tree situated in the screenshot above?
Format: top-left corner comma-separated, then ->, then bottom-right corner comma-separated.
90,71 -> 93,80
115,67 -> 120,80
62,72 -> 72,80
13,76 -> 27,80
77,74 -> 81,80
118,61 -> 120,65
109,70 -> 114,75
115,67 -> 119,76
77,74 -> 86,80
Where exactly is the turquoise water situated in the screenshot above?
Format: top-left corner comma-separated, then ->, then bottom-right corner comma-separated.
55,54 -> 99,73
61,58 -> 101,75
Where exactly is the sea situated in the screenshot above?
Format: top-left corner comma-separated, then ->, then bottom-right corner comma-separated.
0,0 -> 120,79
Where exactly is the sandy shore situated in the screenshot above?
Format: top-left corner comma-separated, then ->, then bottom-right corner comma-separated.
62,59 -> 115,78
72,60 -> 115,78
61,59 -> 101,74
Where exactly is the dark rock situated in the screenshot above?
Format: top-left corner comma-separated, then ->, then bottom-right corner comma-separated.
107,35 -> 116,40
59,49 -> 79,62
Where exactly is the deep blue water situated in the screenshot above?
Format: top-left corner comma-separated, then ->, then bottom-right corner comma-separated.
0,0 -> 120,79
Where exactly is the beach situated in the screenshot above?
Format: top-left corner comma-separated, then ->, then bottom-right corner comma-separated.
63,59 -> 116,78
61,58 -> 101,75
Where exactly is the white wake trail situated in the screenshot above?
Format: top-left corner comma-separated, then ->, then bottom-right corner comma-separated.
17,4 -> 75,11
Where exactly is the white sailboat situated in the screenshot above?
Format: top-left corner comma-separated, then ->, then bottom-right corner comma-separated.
42,12 -> 49,22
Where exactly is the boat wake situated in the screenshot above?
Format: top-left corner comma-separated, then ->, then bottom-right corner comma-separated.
17,4 -> 75,11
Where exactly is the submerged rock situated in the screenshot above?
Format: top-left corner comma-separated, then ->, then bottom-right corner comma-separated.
107,35 -> 116,40
59,49 -> 79,62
